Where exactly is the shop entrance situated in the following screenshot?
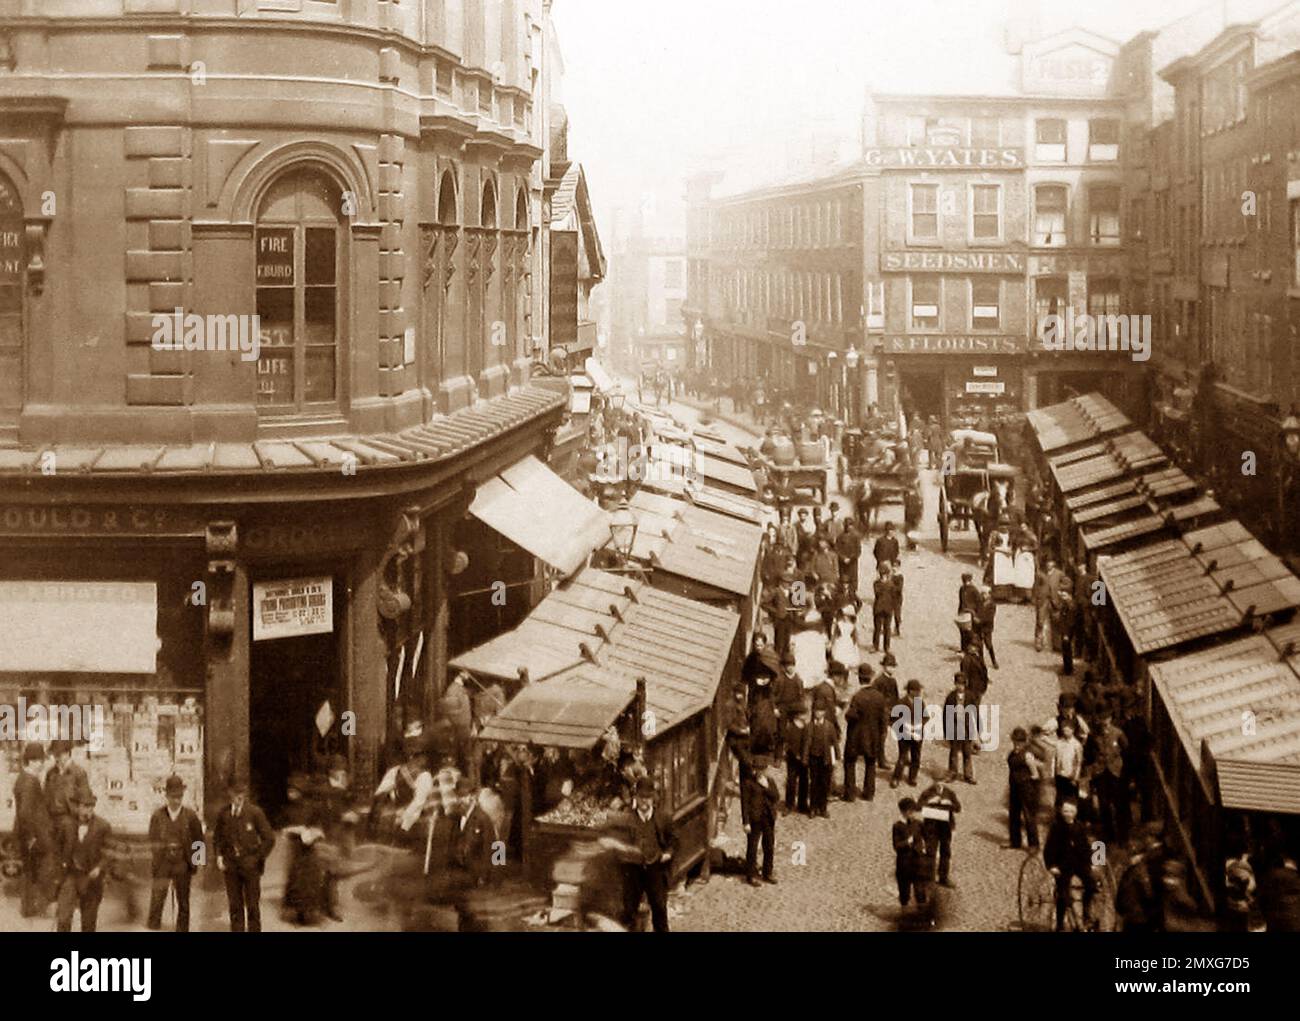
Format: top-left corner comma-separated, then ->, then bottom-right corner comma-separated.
248,571 -> 346,822
898,368 -> 946,425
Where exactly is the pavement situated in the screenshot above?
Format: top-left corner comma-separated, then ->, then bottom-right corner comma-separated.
663,394 -> 1083,932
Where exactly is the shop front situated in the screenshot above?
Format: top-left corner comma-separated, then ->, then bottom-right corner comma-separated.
884,333 -> 1024,430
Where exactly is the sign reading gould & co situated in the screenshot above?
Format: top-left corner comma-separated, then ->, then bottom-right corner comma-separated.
864,147 -> 1024,168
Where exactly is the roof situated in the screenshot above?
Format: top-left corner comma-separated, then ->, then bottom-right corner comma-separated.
1081,495 -> 1221,552
1065,466 -> 1196,512
464,568 -> 741,746
1097,524 -> 1300,655
1149,627 -> 1300,812
1026,393 -> 1131,452
1049,432 -> 1167,494
549,162 -> 607,283
625,492 -> 763,597
468,454 -> 610,577
636,473 -> 769,525
0,386 -> 564,479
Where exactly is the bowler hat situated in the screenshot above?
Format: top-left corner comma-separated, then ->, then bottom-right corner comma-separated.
827,660 -> 848,678
857,664 -> 876,683
634,777 -> 656,798
21,743 -> 46,765
227,776 -> 249,795
164,775 -> 185,796
49,739 -> 72,757
881,652 -> 898,668
780,649 -> 797,666
72,785 -> 97,807
905,679 -> 922,694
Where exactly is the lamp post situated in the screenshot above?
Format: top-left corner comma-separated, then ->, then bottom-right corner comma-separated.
609,498 -> 639,563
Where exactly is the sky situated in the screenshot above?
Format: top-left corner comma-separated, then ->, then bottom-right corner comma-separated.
549,0 -> 1273,238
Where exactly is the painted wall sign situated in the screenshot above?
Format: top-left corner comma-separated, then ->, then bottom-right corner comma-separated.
883,251 -> 1025,273
887,334 -> 1023,354
0,581 -> 158,673
966,380 -> 1007,395
253,575 -> 332,641
865,147 -> 1024,168
972,365 -> 999,377
1029,254 -> 1126,277
0,505 -> 204,537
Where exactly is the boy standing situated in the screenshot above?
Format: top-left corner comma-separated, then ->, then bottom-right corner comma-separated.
741,755 -> 780,887
1006,728 -> 1042,850
803,702 -> 838,818
892,797 -> 931,909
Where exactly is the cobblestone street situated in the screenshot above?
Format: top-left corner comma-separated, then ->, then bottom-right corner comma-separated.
667,398 -> 1075,932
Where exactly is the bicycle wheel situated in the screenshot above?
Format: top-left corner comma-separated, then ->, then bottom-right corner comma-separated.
1017,851 -> 1056,932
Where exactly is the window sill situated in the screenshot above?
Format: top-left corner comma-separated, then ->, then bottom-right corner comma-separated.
255,413 -> 349,440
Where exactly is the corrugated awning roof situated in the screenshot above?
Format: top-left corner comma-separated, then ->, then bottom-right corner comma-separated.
1050,431 -> 1168,494
626,493 -> 762,596
637,473 -> 767,524
463,568 -> 740,746
1098,525 -> 1300,655
1027,393 -> 1131,452
0,386 -> 564,477
469,454 -> 610,577
1150,630 -> 1300,811
692,435 -> 751,467
1215,759 -> 1300,815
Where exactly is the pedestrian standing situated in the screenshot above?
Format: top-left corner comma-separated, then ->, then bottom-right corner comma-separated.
1006,728 -> 1042,850
835,516 -> 862,590
876,655 -> 900,769
890,559 -> 904,636
766,578 -> 794,658
1086,704 -> 1131,846
823,502 -> 845,545
973,586 -> 998,668
14,742 -> 56,918
917,778 -> 962,888
213,777 -> 276,932
773,650 -> 805,760
960,635 -> 989,704
893,798 -> 931,910
1032,558 -> 1055,652
943,675 -> 977,784
147,775 -> 205,931
829,604 -> 861,671
1054,721 -> 1083,806
843,664 -> 886,803
741,755 -> 780,887
804,702 -> 838,818
811,539 -> 839,589
891,679 -> 925,788
902,483 -> 923,550
873,521 -> 900,573
54,786 -> 111,933
607,777 -> 675,932
44,740 -> 88,832
783,703 -> 810,816
871,563 -> 897,654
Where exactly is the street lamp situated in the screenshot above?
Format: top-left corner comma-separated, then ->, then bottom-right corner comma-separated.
844,345 -> 860,427
1282,406 -> 1300,461
845,345 -> 860,370
609,499 -> 639,562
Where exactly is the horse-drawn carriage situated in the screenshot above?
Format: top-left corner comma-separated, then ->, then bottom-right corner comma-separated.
753,428 -> 829,505
937,431 -> 1019,554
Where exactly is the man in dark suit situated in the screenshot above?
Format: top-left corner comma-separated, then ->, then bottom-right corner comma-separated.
957,571 -> 981,616
872,522 -> 900,573
917,778 -> 962,888
843,666 -> 887,802
605,778 -> 675,932
892,797 -> 930,909
14,743 -> 56,917
147,774 -> 205,932
212,777 -> 276,932
871,564 -> 898,653
448,777 -> 499,931
44,740 -> 88,832
740,755 -> 780,886
974,586 -> 999,669
943,675 -> 978,784
803,703 -> 838,818
1044,798 -> 1097,931
835,517 -> 862,589
55,787 -> 112,933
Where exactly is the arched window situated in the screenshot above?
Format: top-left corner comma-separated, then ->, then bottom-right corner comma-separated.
255,169 -> 344,412
0,173 -> 22,424
481,181 -> 497,229
438,170 -> 458,226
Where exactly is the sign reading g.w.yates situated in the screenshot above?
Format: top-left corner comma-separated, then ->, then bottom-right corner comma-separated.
864,147 -> 1024,168
883,251 -> 1025,273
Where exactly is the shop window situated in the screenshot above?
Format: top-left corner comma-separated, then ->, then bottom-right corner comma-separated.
1035,276 -> 1068,332
1035,118 -> 1067,161
1088,118 -> 1120,161
0,173 -> 22,422
909,183 -> 938,241
1034,185 -> 1068,246
971,278 -> 999,330
970,184 -> 1001,240
1088,185 -> 1121,246
911,278 -> 940,330
970,116 -> 1000,147
255,169 -> 343,413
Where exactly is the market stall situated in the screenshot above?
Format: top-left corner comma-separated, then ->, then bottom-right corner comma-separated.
452,568 -> 742,888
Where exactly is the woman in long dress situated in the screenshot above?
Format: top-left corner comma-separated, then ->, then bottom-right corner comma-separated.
829,604 -> 861,672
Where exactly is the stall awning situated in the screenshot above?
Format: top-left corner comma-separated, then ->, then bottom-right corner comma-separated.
637,472 -> 767,524
1027,393 -> 1131,452
469,454 -> 610,577
1214,759 -> 1300,814
693,435 -> 751,468
626,491 -> 763,597
0,581 -> 157,673
1050,432 -> 1167,495
584,357 -> 616,393
1149,632 -> 1300,807
476,669 -> 634,748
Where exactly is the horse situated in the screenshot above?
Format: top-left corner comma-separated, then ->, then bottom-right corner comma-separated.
849,478 -> 890,536
970,475 -> 1012,554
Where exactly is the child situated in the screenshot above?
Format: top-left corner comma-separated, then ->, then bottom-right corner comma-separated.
1054,721 -> 1083,806
892,797 -> 931,909
784,705 -> 810,815
804,703 -> 838,818
1006,727 -> 1042,850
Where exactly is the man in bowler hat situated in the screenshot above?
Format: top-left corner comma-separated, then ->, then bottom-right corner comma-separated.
55,786 -> 112,933
741,754 -> 780,887
147,775 -> 205,931
603,777 -> 675,932
213,777 -> 276,932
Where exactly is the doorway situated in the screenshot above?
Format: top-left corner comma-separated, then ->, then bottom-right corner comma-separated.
898,368 -> 945,425
248,571 -> 346,822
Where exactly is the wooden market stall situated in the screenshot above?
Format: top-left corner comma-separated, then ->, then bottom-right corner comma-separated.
1025,393 -> 1133,460
451,568 -> 742,888
1148,625 -> 1300,907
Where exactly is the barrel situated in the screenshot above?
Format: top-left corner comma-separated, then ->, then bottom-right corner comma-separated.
769,434 -> 796,466
795,439 -> 824,466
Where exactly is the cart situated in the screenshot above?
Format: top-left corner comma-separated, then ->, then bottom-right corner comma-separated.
1017,850 -> 1117,932
937,463 -> 1018,554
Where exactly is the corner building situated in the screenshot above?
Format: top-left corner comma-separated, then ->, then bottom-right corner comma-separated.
0,0 -> 588,826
